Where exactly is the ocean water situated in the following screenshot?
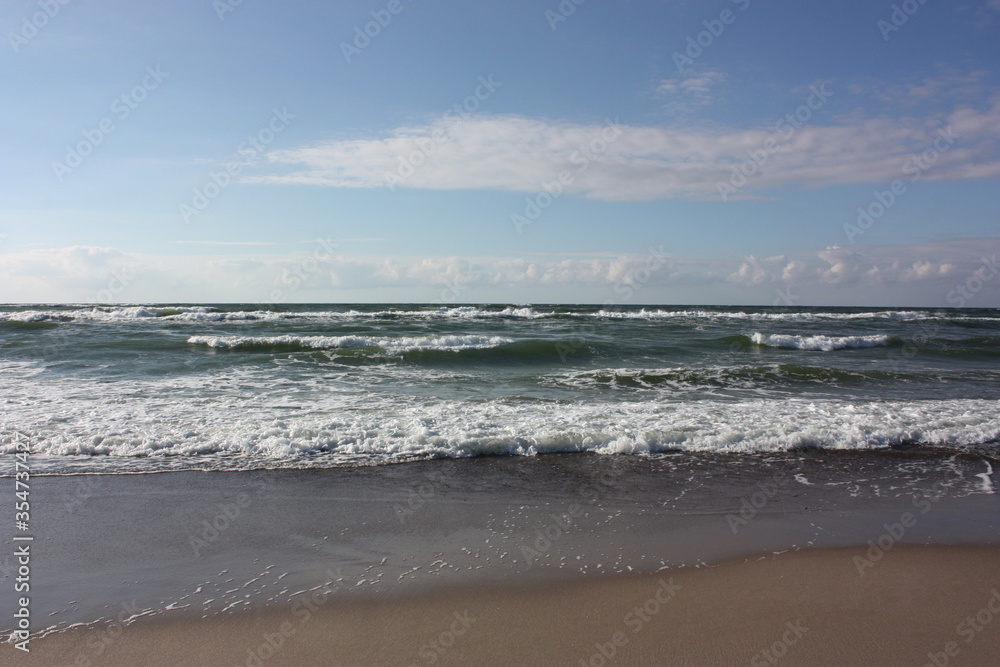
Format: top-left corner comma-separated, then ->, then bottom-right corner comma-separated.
1,303 -> 999,476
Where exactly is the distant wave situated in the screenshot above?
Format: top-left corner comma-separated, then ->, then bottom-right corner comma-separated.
187,334 -> 514,355
592,309 -> 989,322
750,333 -> 895,351
2,305 -> 997,324
0,306 -> 219,322
0,305 -> 556,323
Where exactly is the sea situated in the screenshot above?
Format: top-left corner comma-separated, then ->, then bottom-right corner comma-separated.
2,303 -> 999,481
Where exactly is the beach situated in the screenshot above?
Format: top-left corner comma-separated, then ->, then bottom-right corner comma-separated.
4,453 -> 1000,665
16,547 -> 1000,666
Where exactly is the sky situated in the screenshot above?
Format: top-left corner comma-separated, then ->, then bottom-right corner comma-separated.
1,0 -> 998,306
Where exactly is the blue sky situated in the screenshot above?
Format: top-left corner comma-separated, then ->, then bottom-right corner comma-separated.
1,0 -> 998,305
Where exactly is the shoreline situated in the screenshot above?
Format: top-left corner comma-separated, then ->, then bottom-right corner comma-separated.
7,545 -> 1000,666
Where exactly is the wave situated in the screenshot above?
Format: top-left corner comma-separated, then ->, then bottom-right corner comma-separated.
747,333 -> 998,357
0,305 -> 560,323
185,335 -> 585,364
593,309 -> 996,322
186,334 -> 515,355
4,396 -> 999,475
750,333 -> 896,351
2,305 -> 997,324
549,364 -> 914,390
431,306 -> 554,319
0,306 -> 219,322
169,306 -> 557,322
0,311 -> 73,323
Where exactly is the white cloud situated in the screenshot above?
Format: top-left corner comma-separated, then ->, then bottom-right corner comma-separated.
781,260 -> 810,284
655,69 -> 727,113
247,95 -> 1000,202
728,256 -> 772,286
864,70 -> 991,105
731,240 -> 988,291
0,239 -> 996,306
170,240 -> 280,246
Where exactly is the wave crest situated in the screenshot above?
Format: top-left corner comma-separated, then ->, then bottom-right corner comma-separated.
186,334 -> 515,355
750,332 -> 895,351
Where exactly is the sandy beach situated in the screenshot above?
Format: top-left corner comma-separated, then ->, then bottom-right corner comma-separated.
10,546 -> 1000,666
3,453 -> 999,665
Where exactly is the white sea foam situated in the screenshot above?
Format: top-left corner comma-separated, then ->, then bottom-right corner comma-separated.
975,461 -> 995,494
1,310 -> 56,322
594,309 -> 953,321
186,334 -> 514,354
750,333 -> 893,351
2,361 -> 998,474
1,306 -> 994,324
0,306 -> 217,322
434,306 -> 553,319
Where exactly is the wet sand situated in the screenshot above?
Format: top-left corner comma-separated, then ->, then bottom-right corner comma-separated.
2,453 -> 999,664
11,546 -> 1000,666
